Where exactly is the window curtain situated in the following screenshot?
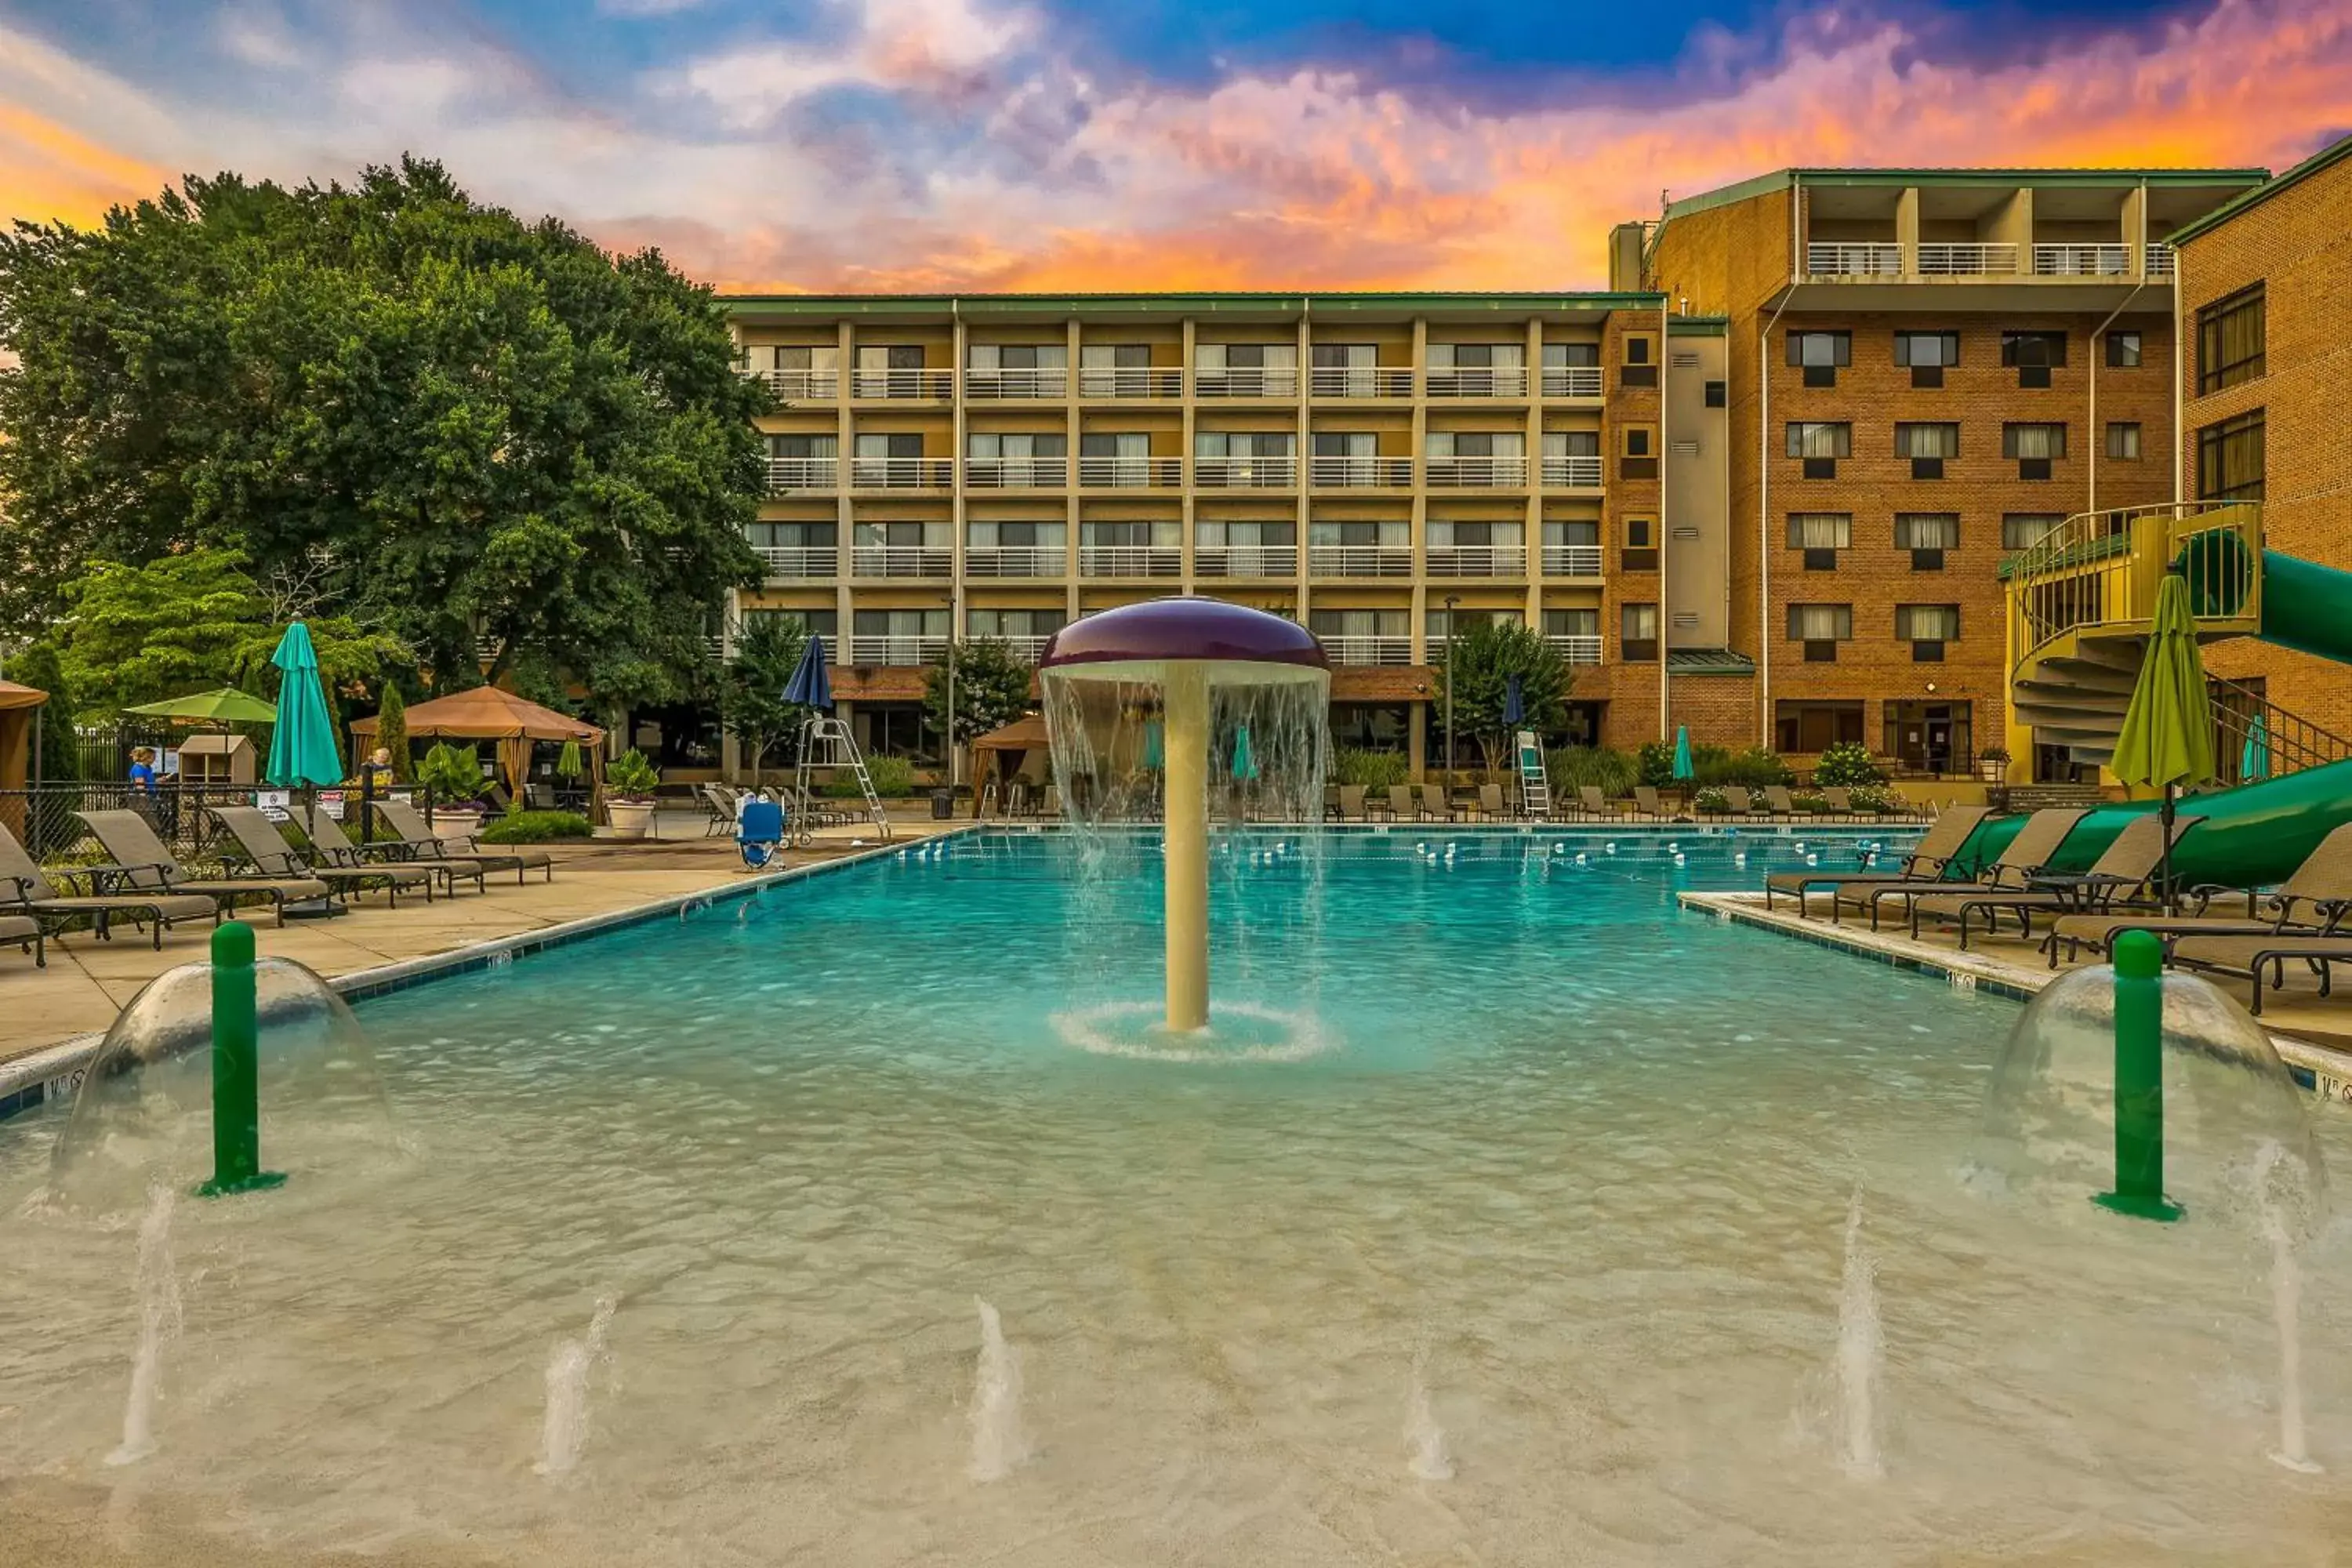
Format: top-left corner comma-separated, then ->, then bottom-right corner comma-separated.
1896,605 -> 1960,641
1895,514 -> 1960,549
1788,514 -> 1851,549
1788,604 -> 1850,641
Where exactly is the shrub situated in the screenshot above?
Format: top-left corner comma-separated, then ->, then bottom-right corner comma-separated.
1546,745 -> 1638,799
605,749 -> 662,800
1843,783 -> 1905,815
1691,786 -> 1730,815
1635,739 -> 1678,787
826,753 -> 916,797
1693,746 -> 1795,789
1813,742 -> 1886,788
1790,790 -> 1831,815
1332,747 -> 1408,791
479,810 -> 593,844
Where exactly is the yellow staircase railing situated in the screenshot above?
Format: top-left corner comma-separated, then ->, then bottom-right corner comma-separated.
2005,501 -> 2264,674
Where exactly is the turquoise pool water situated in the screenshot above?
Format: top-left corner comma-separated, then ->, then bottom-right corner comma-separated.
5,826 -> 2350,1566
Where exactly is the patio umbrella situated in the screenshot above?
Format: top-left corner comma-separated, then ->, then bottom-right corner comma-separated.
1231,724 -> 1258,781
2241,710 -> 2271,783
2111,571 -> 2216,914
264,622 -> 343,789
556,739 -> 585,779
1671,724 -> 1694,782
1504,673 -> 1526,728
783,633 -> 833,710
124,687 -> 278,725
1142,719 -> 1163,771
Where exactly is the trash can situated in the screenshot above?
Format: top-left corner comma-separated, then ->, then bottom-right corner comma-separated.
931,789 -> 955,820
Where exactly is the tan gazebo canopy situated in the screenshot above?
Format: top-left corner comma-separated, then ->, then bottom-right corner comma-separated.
353,687 -> 604,803
0,681 -> 47,839
968,713 -> 1049,815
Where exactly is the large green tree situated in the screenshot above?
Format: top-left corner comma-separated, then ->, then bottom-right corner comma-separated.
719,613 -> 810,785
924,639 -> 1033,752
0,158 -> 766,717
1430,618 -> 1573,773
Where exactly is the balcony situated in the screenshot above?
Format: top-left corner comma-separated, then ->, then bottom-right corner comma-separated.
964,546 -> 1066,578
964,457 -> 1068,489
964,367 -> 1068,399
848,457 -> 955,490
1076,456 -> 1182,488
766,457 -> 839,493
1193,456 -> 1298,488
1916,242 -> 2019,276
1194,546 -> 1297,578
1546,633 -> 1605,665
750,368 -> 839,401
848,546 -> 954,579
1308,545 -> 1415,578
1308,455 -> 1413,488
1194,367 -> 1299,399
2034,243 -> 2131,277
1542,544 -> 1604,577
1425,544 -> 1526,577
1540,455 -> 1603,489
2145,243 -> 2176,278
1323,636 -> 1414,666
1541,366 -> 1603,399
1425,456 -> 1528,488
1424,366 -> 1528,398
1079,546 -> 1181,577
1078,366 -> 1184,399
1308,366 -> 1414,398
989,634 -> 1054,663
753,546 -> 837,579
848,634 -> 947,665
1807,241 -> 1904,277
851,368 -> 955,399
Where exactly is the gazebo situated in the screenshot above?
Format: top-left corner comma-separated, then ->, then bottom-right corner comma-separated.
0,681 -> 47,842
351,687 -> 605,808
968,713 -> 1051,816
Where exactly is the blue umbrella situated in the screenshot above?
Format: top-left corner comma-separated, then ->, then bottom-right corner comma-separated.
2241,710 -> 2271,782
264,621 -> 343,788
783,633 -> 833,710
1503,673 -> 1526,728
1671,724 -> 1694,782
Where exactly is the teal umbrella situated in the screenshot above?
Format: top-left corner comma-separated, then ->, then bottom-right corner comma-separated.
2241,710 -> 2271,782
1142,719 -> 1163,771
264,622 -> 343,788
1231,724 -> 1258,781
1670,724 -> 1694,782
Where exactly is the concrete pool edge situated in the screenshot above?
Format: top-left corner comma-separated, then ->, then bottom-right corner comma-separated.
0,829 -> 972,1127
1682,890 -> 2352,1107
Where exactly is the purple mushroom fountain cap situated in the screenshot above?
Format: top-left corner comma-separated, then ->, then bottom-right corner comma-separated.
1040,597 -> 1329,677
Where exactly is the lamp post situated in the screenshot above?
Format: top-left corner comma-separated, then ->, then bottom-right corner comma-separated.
945,586 -> 960,793
1442,594 -> 1461,789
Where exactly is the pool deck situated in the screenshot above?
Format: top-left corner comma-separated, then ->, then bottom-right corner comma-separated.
1682,889 -> 2352,1105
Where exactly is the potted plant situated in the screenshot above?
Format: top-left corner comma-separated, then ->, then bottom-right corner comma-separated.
1979,746 -> 2011,783
416,742 -> 489,824
604,749 -> 662,840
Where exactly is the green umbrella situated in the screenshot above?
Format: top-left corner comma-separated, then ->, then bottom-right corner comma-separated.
1670,724 -> 1694,782
555,739 -> 586,780
2111,572 -> 2216,913
124,687 -> 278,724
263,622 -> 343,789
1230,724 -> 1258,781
2241,710 -> 2271,783
1142,720 -> 1163,771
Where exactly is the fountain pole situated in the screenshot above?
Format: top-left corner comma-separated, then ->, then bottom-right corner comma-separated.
2093,929 -> 2181,1222
197,920 -> 286,1198
1162,662 -> 1211,1033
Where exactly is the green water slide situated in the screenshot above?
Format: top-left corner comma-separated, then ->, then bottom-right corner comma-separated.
1963,547 -> 2352,884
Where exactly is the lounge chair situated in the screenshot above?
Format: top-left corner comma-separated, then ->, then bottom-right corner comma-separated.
375,800 -> 554,885
77,809 -> 332,929
1477,783 -> 1507,820
1385,784 -> 1414,822
209,804 -> 436,908
1576,786 -> 1607,820
1717,786 -> 1754,818
1633,786 -> 1665,820
2042,821 -> 2352,968
1338,785 -> 1368,821
2170,931 -> 2352,1015
303,808 -> 486,898
1904,813 -> 2200,949
1417,783 -> 1446,822
1762,786 -> 1800,820
1821,787 -> 1852,816
699,784 -> 739,837
0,910 -> 38,967
1765,804 -> 1990,915
1831,807 -> 2088,927
0,822 -> 217,949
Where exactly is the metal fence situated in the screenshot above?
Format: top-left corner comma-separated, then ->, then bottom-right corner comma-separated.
1,782 -> 264,861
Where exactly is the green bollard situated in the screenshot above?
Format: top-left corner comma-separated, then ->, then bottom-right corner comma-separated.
195,920 -> 286,1199
2092,929 -> 2183,1222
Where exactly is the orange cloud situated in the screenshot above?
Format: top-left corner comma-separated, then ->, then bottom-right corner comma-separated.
0,103 -> 167,227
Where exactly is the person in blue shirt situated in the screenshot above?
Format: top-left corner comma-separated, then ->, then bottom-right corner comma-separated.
126,746 -> 158,794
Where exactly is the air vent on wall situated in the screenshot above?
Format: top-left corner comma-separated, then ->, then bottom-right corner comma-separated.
1671,440 -> 1700,456
1670,611 -> 1700,628
1671,524 -> 1701,539
1671,351 -> 1700,368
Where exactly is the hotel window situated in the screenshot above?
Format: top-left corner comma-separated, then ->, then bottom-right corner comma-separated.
1621,425 -> 1657,480
1787,513 -> 1851,572
1543,342 -> 1600,367
964,432 -> 1067,481
967,343 -> 1067,369
1786,329 -> 1852,387
1193,518 -> 1296,574
1786,604 -> 1853,662
1079,342 -> 1154,395
1621,602 -> 1659,662
2104,422 -> 2143,460
1895,513 -> 1958,570
1424,607 -> 1519,640
1428,341 -> 1525,396
1896,604 -> 1960,662
2002,423 -> 2067,479
851,608 -> 949,664
1776,700 -> 1865,753
2001,330 -> 2068,388
742,607 -> 838,639
2196,409 -> 2265,502
1784,421 -> 1851,478
1620,515 -> 1657,572
1704,379 -> 1726,407
2105,330 -> 2143,368
2197,285 -> 2265,394
2002,513 -> 2066,551
1194,342 -> 1298,395
1894,331 -> 1960,387
1618,334 -> 1657,388
766,434 -> 837,459
1894,422 -> 1960,478
966,608 -> 1066,640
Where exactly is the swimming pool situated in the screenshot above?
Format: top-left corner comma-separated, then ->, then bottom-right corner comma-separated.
4,826 -> 2348,1565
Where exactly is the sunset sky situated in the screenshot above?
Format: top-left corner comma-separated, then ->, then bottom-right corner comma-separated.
2,0 -> 2347,292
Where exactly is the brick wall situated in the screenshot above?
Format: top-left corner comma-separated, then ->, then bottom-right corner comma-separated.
1666,675 -> 1758,750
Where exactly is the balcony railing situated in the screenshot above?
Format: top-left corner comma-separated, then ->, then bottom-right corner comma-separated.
1540,454 -> 1603,488
1916,242 -> 2019,276
750,368 -> 839,401
964,457 -> 1067,488
1193,456 -> 1298,488
1322,636 -> 1414,666
1425,456 -> 1528,488
766,457 -> 839,493
1807,241 -> 1904,277
2145,243 -> 2176,278
1308,455 -> 1413,488
848,635 -> 948,665
753,546 -> 837,579
1424,366 -> 1529,397
1308,366 -> 1413,398
1194,367 -> 1300,399
964,367 -> 1068,398
1194,546 -> 1297,577
1542,543 -> 1604,577
1541,366 -> 1603,398
848,546 -> 954,578
989,634 -> 1055,663
848,457 -> 955,489
1546,633 -> 1605,665
1425,544 -> 1526,577
851,368 -> 955,399
1307,545 -> 1415,577
964,546 -> 1067,577
1079,367 -> 1184,399
1079,545 -> 1182,577
1076,456 -> 1182,488
2034,243 -> 2131,277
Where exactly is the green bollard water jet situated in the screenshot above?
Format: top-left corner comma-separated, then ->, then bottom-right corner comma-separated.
195,920 -> 286,1199
2092,928 -> 2182,1223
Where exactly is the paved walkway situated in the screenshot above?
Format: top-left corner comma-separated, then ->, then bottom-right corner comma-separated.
0,811 -> 956,1067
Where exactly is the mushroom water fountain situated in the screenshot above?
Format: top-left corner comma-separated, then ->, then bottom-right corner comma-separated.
1038,597 -> 1330,1034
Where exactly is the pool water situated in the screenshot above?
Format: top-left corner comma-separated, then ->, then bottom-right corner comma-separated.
5,826 -> 2352,1566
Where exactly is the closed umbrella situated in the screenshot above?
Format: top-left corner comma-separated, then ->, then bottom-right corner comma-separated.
1142,719 -> 1163,771
1231,725 -> 1258,781
2241,710 -> 2271,783
1504,673 -> 1526,728
556,739 -> 585,780
1671,724 -> 1695,782
264,622 -> 343,789
2111,571 -> 2216,914
783,634 -> 833,710
125,687 -> 278,725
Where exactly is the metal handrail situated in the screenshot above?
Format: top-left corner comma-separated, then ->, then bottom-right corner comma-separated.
1078,367 -> 1183,399
1542,544 -> 1604,576
753,546 -> 837,579
848,457 -> 955,488
1539,455 -> 1603,488
1423,367 -> 1529,397
851,368 -> 955,399
1545,633 -> 1604,664
964,546 -> 1067,577
1322,636 -> 1414,666
765,457 -> 839,492
1916,242 -> 2019,276
2208,675 -> 2352,782
750,368 -> 840,401
1425,456 -> 1528,487
1076,456 -> 1182,488
963,458 -> 1068,488
1307,545 -> 1414,577
1809,241 -> 1904,277
1193,368 -> 1300,399
2033,243 -> 2131,277
1193,546 -> 1297,577
848,635 -> 948,664
848,546 -> 955,578
1307,456 -> 1413,488
1193,456 -> 1298,488
1308,366 -> 1414,397
1425,545 -> 1526,576
1541,366 -> 1603,398
963,367 -> 1068,398
2007,501 -> 2263,669
1078,545 -> 1181,576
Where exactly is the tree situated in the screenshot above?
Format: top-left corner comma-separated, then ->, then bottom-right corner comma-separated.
924,639 -> 1033,753
0,158 -> 766,713
1430,619 -> 1573,773
719,614 -> 809,786
373,683 -> 412,782
3,641 -> 82,781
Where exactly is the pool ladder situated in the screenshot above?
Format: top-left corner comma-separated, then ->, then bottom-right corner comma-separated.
791,716 -> 894,844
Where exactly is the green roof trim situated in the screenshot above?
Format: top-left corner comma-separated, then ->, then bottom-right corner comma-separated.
2169,132 -> 2352,246
1667,316 -> 1729,336
1665,648 -> 1756,675
719,289 -> 1666,318
1663,165 -> 2269,222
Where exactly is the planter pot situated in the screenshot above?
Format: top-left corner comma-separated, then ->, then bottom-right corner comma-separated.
1979,760 -> 2009,783
607,800 -> 658,840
